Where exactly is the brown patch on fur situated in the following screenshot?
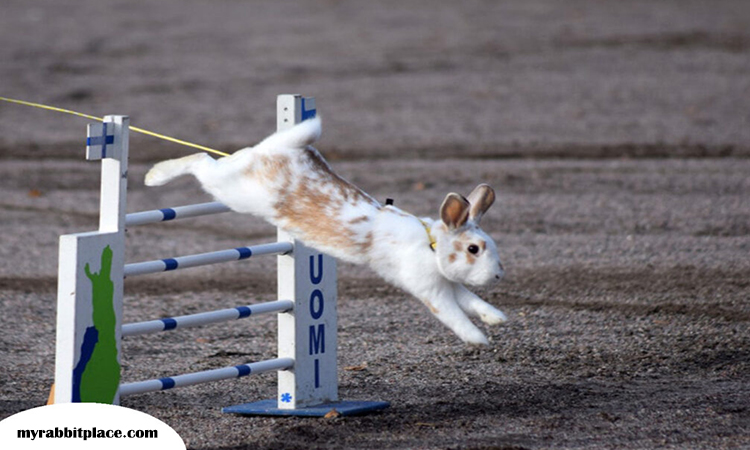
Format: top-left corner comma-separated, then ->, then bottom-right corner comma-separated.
349,215 -> 370,225
423,300 -> 440,315
275,179 -> 355,251
450,231 -> 484,264
448,253 -> 457,264
305,149 -> 376,206
359,232 -> 373,253
272,150 -> 377,255
244,154 -> 293,185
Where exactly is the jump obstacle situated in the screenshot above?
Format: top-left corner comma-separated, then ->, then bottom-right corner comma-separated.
53,95 -> 389,416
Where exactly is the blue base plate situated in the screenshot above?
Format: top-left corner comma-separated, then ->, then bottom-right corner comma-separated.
222,399 -> 390,417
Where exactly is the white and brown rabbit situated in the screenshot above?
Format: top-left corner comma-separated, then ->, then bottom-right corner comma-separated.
145,117 -> 507,345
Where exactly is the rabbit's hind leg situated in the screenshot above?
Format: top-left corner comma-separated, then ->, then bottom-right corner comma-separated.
454,284 -> 507,325
145,153 -> 215,187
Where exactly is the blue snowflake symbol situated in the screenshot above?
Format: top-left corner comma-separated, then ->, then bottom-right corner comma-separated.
281,393 -> 292,403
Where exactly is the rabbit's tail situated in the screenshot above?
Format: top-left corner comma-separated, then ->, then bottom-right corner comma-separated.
256,116 -> 321,150
144,153 -> 213,186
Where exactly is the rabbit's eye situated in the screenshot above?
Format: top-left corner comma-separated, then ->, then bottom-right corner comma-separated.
467,244 -> 480,255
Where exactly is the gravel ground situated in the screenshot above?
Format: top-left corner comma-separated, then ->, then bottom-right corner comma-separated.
1,1 -> 749,449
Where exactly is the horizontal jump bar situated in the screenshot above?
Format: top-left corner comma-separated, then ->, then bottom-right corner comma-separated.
124,241 -> 294,277
122,299 -> 294,337
118,357 -> 294,397
125,201 -> 231,227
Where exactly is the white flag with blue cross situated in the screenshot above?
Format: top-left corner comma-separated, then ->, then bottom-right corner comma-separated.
86,121 -> 119,160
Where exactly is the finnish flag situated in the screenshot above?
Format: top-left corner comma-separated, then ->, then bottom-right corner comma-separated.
86,122 -> 118,160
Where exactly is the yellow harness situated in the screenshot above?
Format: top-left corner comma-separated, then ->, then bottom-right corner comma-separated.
419,219 -> 438,252
384,198 -> 436,252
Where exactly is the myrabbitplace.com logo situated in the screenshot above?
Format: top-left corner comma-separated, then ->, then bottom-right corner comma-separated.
18,426 -> 158,441
0,403 -> 185,449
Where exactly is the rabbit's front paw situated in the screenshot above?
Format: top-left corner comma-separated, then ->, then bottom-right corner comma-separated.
459,327 -> 490,346
478,305 -> 507,325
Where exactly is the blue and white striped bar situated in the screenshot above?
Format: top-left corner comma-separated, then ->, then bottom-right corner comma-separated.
118,358 -> 294,397
125,201 -> 231,227
122,300 -> 294,337
124,241 -> 293,277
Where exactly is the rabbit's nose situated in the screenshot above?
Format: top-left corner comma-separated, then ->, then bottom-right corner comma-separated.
495,262 -> 505,280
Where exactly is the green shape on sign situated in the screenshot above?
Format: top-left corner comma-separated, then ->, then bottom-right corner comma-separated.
80,245 -> 120,403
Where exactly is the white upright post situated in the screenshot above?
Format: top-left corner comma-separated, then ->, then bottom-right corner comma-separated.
98,115 -> 129,233
53,116 -> 128,404
277,236 -> 338,408
276,95 -> 338,409
223,95 -> 389,417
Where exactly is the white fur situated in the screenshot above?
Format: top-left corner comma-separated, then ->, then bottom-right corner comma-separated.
145,117 -> 506,345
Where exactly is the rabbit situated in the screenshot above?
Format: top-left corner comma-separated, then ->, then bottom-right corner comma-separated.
145,117 -> 507,345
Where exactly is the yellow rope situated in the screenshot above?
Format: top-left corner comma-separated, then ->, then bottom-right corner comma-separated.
0,96 -> 230,157
128,125 -> 229,157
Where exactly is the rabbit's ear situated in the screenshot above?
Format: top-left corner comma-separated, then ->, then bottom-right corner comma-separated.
440,193 -> 471,230
467,184 -> 495,224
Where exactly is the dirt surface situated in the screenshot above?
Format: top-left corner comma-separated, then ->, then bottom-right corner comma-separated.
1,1 -> 749,449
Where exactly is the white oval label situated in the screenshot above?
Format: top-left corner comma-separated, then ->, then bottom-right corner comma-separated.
0,403 -> 185,449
